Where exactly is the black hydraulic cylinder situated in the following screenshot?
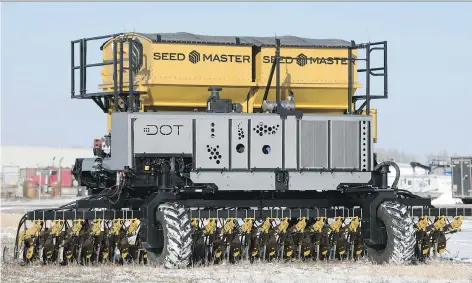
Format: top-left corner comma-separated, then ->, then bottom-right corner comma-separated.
380,166 -> 389,189
71,42 -> 75,98
128,39 -> 135,112
347,41 -> 355,114
366,43 -> 371,115
113,40 -> 119,111
275,39 -> 281,110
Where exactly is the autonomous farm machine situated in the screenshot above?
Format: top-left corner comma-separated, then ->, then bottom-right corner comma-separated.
7,32 -> 472,268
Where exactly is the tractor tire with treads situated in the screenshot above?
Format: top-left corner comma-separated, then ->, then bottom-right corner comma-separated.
147,202 -> 192,269
366,201 -> 416,265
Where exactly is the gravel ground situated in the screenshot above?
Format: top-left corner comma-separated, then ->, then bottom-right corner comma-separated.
1,213 -> 472,283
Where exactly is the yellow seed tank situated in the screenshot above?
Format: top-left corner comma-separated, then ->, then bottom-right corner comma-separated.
98,32 -> 377,140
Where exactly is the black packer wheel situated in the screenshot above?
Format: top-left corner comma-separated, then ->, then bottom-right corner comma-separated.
146,202 -> 192,269
365,201 -> 416,265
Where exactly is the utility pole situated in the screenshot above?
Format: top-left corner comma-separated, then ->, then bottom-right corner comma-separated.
38,172 -> 41,201
58,157 -> 63,198
58,157 -> 63,184
36,163 -> 41,201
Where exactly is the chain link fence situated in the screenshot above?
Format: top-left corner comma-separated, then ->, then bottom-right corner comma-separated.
1,165 -> 20,199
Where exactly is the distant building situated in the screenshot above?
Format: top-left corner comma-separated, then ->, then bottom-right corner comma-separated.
1,145 -> 94,170
0,145 -> 95,195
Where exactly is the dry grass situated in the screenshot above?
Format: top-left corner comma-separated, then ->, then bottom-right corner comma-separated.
1,212 -> 24,228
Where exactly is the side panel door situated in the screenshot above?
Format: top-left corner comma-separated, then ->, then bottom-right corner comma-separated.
451,158 -> 463,197
463,158 -> 472,197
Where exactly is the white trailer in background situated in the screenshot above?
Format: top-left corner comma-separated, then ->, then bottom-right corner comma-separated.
387,159 -> 459,205
451,157 -> 472,204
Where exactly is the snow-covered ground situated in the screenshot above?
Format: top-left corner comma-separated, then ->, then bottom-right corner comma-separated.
0,197 -> 80,212
1,258 -> 472,283
1,211 -> 471,283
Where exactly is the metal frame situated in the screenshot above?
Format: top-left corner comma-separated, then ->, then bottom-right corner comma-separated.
25,206 -> 472,221
24,190 -> 472,251
346,41 -> 388,115
71,34 -> 145,113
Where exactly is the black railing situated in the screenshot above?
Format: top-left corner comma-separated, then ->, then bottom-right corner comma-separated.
71,34 -> 145,113
71,34 -> 386,115
346,41 -> 388,116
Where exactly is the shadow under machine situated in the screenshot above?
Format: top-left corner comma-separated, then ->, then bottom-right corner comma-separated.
12,32 -> 471,267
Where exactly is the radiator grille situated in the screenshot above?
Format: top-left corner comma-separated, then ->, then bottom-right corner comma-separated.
331,121 -> 360,169
300,121 -> 328,168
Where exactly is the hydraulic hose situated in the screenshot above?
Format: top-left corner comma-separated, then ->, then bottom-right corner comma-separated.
374,161 -> 400,190
12,214 -> 27,262
395,189 -> 422,199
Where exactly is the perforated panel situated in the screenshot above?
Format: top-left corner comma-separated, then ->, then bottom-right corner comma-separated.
231,119 -> 248,169
195,118 -> 229,169
250,117 -> 282,169
360,121 -> 369,171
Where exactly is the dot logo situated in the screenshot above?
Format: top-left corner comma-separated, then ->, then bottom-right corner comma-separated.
143,124 -> 184,136
296,53 -> 308,67
189,50 -> 201,64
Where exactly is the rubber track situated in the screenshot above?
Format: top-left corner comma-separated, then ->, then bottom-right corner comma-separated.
159,202 -> 192,269
369,201 -> 416,264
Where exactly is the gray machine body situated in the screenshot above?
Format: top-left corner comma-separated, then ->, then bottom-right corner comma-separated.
451,157 -> 472,199
85,112 -> 374,191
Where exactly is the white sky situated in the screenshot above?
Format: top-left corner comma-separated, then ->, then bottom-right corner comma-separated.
1,2 -> 471,156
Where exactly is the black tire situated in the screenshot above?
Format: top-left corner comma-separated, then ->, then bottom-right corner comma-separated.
462,199 -> 472,205
366,201 -> 416,265
146,202 -> 192,269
